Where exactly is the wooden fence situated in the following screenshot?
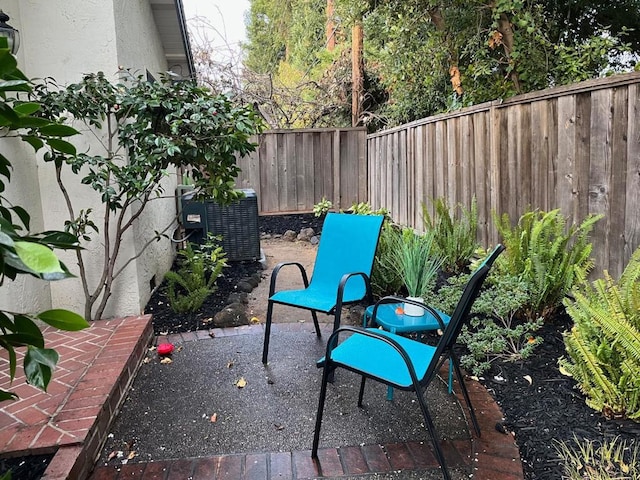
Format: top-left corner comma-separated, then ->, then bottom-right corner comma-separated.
235,128 -> 368,214
367,71 -> 640,278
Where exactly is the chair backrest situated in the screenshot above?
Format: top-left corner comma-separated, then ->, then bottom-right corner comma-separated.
424,244 -> 504,379
310,213 -> 384,298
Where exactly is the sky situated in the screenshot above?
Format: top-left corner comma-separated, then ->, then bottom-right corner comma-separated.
182,0 -> 250,57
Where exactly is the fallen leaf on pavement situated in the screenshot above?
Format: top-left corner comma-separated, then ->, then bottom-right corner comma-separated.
235,377 -> 247,388
160,357 -> 173,364
227,361 -> 234,369
524,375 -> 533,385
127,451 -> 136,460
210,413 -> 218,423
108,451 -> 117,461
250,316 -> 260,324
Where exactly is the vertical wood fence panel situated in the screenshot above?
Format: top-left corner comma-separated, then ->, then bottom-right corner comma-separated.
367,71 -> 640,278
235,127 -> 367,214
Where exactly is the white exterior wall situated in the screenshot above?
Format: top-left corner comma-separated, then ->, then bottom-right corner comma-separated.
0,0 -> 179,319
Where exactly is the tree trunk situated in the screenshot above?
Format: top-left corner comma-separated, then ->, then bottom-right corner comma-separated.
497,12 -> 522,93
351,22 -> 363,126
326,0 -> 335,51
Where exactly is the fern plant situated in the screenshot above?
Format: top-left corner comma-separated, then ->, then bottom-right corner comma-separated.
422,197 -> 479,273
166,236 -> 228,314
559,245 -> 640,421
495,208 -> 601,320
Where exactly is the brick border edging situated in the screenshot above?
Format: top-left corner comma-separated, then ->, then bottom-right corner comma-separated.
43,315 -> 154,480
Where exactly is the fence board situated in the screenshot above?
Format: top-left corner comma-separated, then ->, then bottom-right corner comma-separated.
366,71 -> 640,278
236,128 -> 367,214
626,84 -> 640,262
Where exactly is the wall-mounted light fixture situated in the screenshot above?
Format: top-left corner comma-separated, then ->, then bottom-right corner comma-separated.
0,10 -> 19,54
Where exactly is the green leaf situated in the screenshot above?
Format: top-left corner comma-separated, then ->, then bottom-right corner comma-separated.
0,79 -> 29,92
16,116 -> 50,128
24,346 -> 59,391
10,206 -> 30,230
0,102 -> 19,126
13,241 -> 64,274
22,135 -> 45,151
14,314 -> 45,346
37,309 -> 89,331
38,124 -> 79,137
0,389 -> 18,402
39,231 -> 80,249
13,102 -> 41,115
46,138 -> 77,155
0,49 -> 18,76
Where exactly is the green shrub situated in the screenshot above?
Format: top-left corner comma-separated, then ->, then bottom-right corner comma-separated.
495,208 -> 601,320
430,268 -> 543,376
555,435 -> 640,480
559,246 -> 640,421
313,197 -> 333,217
422,197 -> 479,274
166,236 -> 228,313
458,274 -> 543,376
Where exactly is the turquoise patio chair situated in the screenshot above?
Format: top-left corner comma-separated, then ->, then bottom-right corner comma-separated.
364,243 -> 507,398
261,212 -> 384,364
312,245 -> 504,480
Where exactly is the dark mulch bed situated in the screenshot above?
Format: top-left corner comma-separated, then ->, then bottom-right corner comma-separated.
4,212 -> 638,480
144,212 -> 323,336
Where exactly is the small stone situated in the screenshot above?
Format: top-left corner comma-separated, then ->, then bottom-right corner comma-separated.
309,235 -> 320,245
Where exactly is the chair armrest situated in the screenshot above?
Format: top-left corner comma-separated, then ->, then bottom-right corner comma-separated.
371,295 -> 448,331
269,261 -> 311,296
333,271 -> 372,330
325,326 -> 423,387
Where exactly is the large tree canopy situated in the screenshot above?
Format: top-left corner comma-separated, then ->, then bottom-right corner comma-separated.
241,0 -> 638,128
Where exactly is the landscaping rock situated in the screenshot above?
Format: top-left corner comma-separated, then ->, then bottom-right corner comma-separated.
282,230 -> 297,242
213,303 -> 248,327
236,280 -> 254,293
297,227 -> 315,241
227,292 -> 248,305
309,235 -> 320,245
242,276 -> 260,289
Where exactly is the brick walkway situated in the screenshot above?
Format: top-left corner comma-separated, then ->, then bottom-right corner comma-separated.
1,321 -> 523,480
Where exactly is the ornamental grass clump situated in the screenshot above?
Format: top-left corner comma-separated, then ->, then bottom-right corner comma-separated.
560,245 -> 640,421
555,435 -> 640,479
389,228 -> 442,299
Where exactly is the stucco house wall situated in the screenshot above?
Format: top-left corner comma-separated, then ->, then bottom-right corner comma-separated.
0,0 -> 187,319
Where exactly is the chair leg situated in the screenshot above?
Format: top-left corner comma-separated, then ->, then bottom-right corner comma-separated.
311,310 -> 321,337
357,376 -> 366,407
415,389 -> 451,480
312,363 -> 332,457
262,300 -> 275,364
451,354 -> 480,437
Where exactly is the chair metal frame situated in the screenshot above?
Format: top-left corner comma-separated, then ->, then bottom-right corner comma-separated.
261,213 -> 384,364
311,245 -> 504,480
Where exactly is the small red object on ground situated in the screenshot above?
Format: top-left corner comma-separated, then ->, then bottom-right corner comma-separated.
157,343 -> 174,355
